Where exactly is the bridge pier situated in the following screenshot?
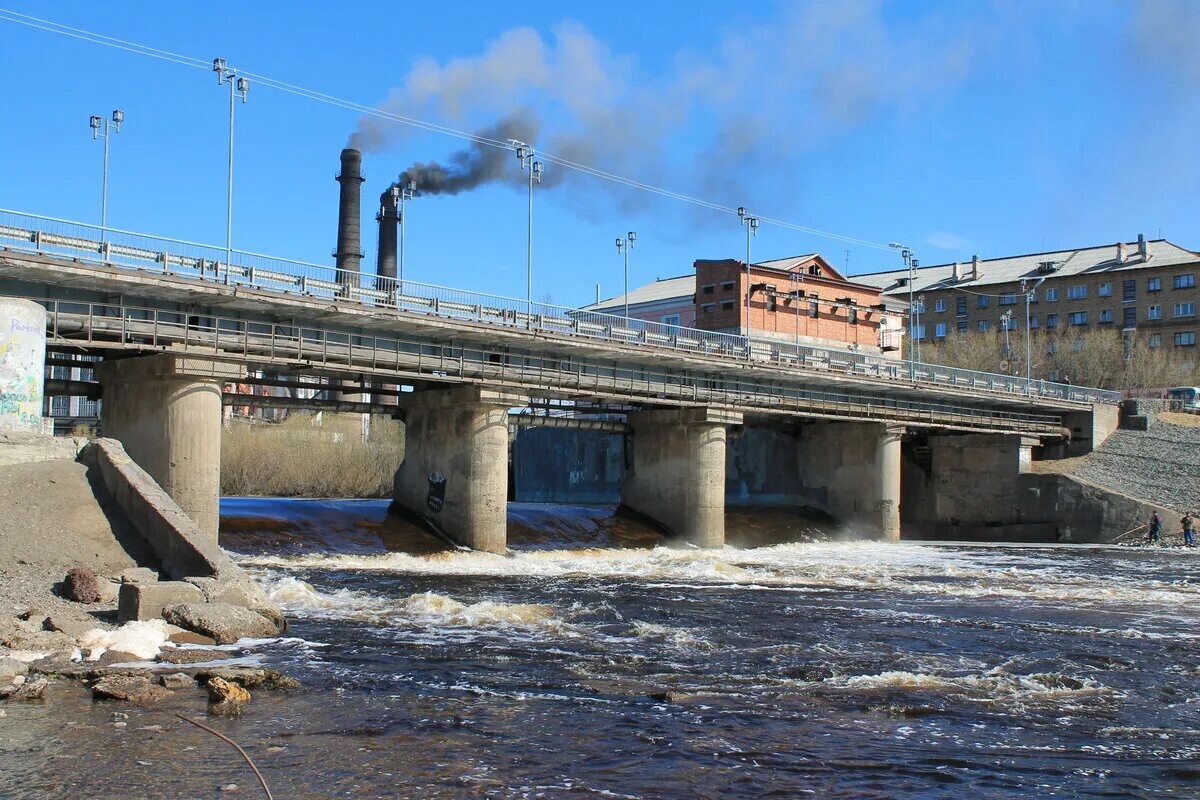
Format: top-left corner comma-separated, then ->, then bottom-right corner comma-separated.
96,354 -> 245,541
392,386 -> 527,553
620,407 -> 743,547
796,421 -> 905,541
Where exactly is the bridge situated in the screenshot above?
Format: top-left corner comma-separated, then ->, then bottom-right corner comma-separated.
0,208 -> 1120,551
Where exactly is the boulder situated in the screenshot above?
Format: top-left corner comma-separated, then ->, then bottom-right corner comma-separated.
116,567 -> 160,584
44,615 -> 97,639
186,577 -> 285,632
11,677 -> 47,701
64,567 -> 103,604
2,628 -> 77,654
27,654 -> 92,679
158,672 -> 196,690
0,657 -> 28,679
117,581 -> 205,623
193,666 -> 300,691
206,676 -> 251,714
91,675 -> 171,704
161,603 -> 279,645
157,647 -> 234,665
167,629 -> 217,646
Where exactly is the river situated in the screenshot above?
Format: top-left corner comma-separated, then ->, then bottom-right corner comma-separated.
4,497 -> 1200,799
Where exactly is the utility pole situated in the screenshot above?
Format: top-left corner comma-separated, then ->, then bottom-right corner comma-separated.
511,140 -> 542,324
737,207 -> 760,335
213,58 -> 248,278
889,243 -> 918,379
615,231 -> 636,319
89,109 -> 124,245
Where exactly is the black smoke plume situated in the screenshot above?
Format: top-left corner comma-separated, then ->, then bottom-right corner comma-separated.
394,112 -> 539,196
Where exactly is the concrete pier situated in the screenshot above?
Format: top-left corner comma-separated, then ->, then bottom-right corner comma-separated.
96,354 -> 245,541
796,421 -> 906,540
392,386 -> 527,553
621,407 -> 743,547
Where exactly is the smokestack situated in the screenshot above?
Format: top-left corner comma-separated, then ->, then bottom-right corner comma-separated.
970,255 -> 980,280
1116,242 -> 1126,264
951,262 -> 960,281
1137,233 -> 1148,260
376,188 -> 399,281
334,148 -> 365,289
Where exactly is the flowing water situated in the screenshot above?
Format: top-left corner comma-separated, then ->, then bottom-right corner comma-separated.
4,498 -> 1200,799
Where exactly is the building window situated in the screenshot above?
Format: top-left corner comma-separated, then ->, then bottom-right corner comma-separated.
720,300 -> 735,311
1175,331 -> 1196,347
1123,279 -> 1136,302
1069,311 -> 1088,325
914,324 -> 927,340
1046,287 -> 1059,302
1029,315 -> 1039,329
848,308 -> 858,325
1099,309 -> 1113,324
809,300 -> 819,318
701,303 -> 716,313
1098,282 -> 1112,297
1175,302 -> 1196,318
1067,285 -> 1087,300
978,320 -> 990,332
1046,314 -> 1059,329
999,293 -> 1018,306
1147,277 -> 1162,292
1123,306 -> 1137,328
1003,316 -> 1017,331
934,322 -> 947,339
977,295 -> 990,309
720,280 -> 736,291
935,298 -> 947,313
1147,305 -> 1162,320
956,296 -> 967,317
662,314 -> 680,326
1174,274 -> 1196,289
1149,334 -> 1162,348
956,319 -> 968,332
701,284 -> 716,295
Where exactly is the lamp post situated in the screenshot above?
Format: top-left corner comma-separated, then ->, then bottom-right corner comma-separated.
889,243 -> 918,378
1001,309 -> 1013,370
213,58 -> 248,276
89,109 -> 124,245
397,179 -> 416,292
737,207 -> 760,335
510,140 -> 543,323
1020,275 -> 1047,388
615,231 -> 636,319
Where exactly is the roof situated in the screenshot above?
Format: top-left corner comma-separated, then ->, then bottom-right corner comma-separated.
854,239 -> 1200,296
582,273 -> 695,312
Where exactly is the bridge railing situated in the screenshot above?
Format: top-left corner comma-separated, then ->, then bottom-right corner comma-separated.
0,208 -> 1120,406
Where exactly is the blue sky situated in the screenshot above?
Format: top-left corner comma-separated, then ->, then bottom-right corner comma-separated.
0,1 -> 1197,308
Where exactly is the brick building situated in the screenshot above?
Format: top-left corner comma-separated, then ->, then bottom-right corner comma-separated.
856,236 -> 1199,361
585,254 -> 905,355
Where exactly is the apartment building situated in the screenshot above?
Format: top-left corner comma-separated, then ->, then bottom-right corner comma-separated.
585,254 -> 906,355
856,235 -> 1200,356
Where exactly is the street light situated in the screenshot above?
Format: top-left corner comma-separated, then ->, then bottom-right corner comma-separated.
615,231 -> 636,319
89,109 -> 124,244
1000,309 -> 1013,369
1020,274 -> 1048,387
396,179 -> 416,292
738,207 -> 760,334
214,57 -> 248,277
510,140 -> 543,323
889,242 -> 918,377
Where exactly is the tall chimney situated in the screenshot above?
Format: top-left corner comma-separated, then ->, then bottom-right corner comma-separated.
970,255 -> 980,279
1137,233 -> 1148,260
951,261 -> 960,281
1116,242 -> 1126,264
376,188 -> 399,282
334,148 -> 365,290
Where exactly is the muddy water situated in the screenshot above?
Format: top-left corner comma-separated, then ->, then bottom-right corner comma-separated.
4,499 -> 1200,799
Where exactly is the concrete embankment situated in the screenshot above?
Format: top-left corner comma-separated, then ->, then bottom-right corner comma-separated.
1,433 -> 288,706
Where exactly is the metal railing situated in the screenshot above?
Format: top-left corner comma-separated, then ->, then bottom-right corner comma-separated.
33,297 -> 1066,435
0,208 -> 1120,406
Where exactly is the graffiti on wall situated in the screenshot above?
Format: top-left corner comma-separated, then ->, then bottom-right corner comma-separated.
0,308 -> 45,432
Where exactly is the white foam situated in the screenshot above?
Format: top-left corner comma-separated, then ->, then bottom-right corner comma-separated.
77,620 -> 172,661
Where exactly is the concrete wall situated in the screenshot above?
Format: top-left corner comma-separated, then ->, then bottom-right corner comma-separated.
0,298 -> 45,433
393,386 -> 526,553
512,426 -> 623,503
1062,404 -> 1121,456
621,407 -> 742,547
792,421 -> 901,539
97,354 -> 244,540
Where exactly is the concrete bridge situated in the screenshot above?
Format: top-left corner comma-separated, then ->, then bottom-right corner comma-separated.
1,209 -> 1120,552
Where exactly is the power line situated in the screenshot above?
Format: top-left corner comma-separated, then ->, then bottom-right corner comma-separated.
0,7 -> 897,252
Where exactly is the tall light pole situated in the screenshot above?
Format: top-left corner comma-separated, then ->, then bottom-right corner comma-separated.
1021,275 -> 1047,386
89,109 -> 124,244
1001,309 -> 1013,370
615,231 -> 636,319
889,243 -> 918,377
738,207 -> 760,334
213,58 -> 248,275
511,140 -> 543,323
397,179 -> 415,292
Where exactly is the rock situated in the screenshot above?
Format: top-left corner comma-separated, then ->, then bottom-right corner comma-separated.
44,615 -> 96,639
118,581 -> 206,624
156,647 -> 233,665
221,784 -> 239,793
158,672 -> 195,690
186,577 -> 286,633
97,579 -> 120,604
162,603 -> 280,645
0,657 -> 28,678
91,675 -> 171,704
116,567 -> 160,584
64,567 -> 104,604
206,676 -> 250,714
28,653 -> 92,679
193,666 -> 300,691
0,675 -> 23,698
167,629 -> 217,646
11,677 -> 47,701
2,628 -> 77,654
16,608 -> 45,622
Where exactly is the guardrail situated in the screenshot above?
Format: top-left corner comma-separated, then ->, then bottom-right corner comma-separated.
0,207 -> 1120,406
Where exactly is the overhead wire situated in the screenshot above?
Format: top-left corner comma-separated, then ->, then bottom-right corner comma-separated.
0,7 -> 899,253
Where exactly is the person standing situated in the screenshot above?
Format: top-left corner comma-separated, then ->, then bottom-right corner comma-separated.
1183,512 -> 1195,548
1147,511 -> 1163,543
